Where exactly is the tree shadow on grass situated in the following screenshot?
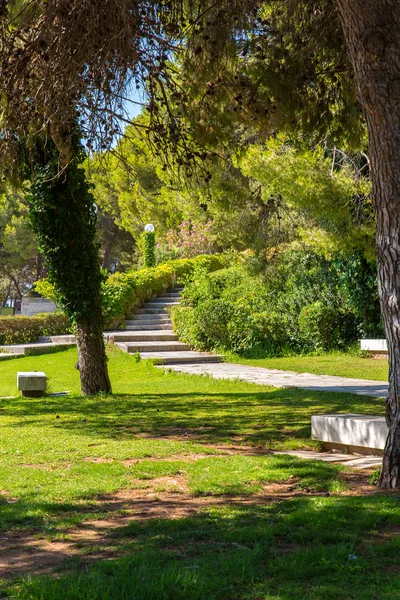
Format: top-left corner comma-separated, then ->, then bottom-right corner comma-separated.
3,388 -> 384,446
8,494 -> 400,600
0,454 -> 346,534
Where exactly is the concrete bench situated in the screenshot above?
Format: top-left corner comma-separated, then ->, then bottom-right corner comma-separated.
311,414 -> 388,456
360,339 -> 388,356
17,372 -> 47,397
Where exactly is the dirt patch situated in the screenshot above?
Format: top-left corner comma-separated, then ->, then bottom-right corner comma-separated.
339,470 -> 380,495
0,479 -> 332,580
0,446 -> 383,581
19,463 -> 60,471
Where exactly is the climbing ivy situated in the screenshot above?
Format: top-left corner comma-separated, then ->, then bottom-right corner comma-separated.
27,144 -> 104,327
143,230 -> 156,268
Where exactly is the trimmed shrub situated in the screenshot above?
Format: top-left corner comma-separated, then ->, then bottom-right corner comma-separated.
143,230 -> 156,268
171,255 -> 367,356
0,313 -> 71,345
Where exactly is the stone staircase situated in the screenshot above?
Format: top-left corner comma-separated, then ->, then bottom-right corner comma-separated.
108,287 -> 222,364
0,287 -> 223,365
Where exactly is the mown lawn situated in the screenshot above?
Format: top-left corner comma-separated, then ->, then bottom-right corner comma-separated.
0,348 -> 398,600
227,352 -> 389,381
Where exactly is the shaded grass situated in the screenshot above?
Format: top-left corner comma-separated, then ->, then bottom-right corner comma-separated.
0,348 -> 396,599
226,352 -> 389,381
6,496 -> 400,600
0,348 -> 385,534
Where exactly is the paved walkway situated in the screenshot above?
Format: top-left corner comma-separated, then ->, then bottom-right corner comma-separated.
162,362 -> 388,398
274,450 -> 382,469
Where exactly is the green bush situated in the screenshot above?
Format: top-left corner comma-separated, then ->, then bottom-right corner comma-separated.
298,301 -> 358,352
171,251 -> 369,356
143,230 -> 156,268
0,314 -> 71,346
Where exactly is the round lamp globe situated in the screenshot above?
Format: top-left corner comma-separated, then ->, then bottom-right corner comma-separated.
144,224 -> 155,233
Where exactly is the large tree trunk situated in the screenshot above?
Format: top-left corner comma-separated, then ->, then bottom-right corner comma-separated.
76,318 -> 111,395
334,0 -> 400,487
29,138 -> 112,396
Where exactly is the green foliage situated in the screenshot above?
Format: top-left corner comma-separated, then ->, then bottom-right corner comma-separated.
34,279 -> 58,304
0,313 -> 70,345
172,249 -> 381,356
0,185 -> 40,304
143,230 -> 156,268
28,144 -> 105,327
298,301 -> 357,353
237,138 -> 374,260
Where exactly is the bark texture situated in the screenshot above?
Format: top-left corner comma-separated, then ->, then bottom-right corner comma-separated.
334,0 -> 400,487
76,318 -> 112,395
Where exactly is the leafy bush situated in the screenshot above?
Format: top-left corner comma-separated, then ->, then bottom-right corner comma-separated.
0,314 -> 71,345
143,230 -> 156,268
298,301 -> 358,352
171,249 -> 379,356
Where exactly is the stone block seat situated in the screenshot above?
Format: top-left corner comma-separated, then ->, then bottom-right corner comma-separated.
312,414 -> 388,456
17,371 -> 47,398
360,339 -> 388,357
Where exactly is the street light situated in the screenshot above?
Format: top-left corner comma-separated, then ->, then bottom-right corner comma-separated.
144,223 -> 155,232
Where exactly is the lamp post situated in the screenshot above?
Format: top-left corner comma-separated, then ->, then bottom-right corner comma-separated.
143,223 -> 156,268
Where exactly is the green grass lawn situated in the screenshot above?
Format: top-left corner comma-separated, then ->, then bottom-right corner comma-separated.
0,348 -> 398,600
226,352 -> 389,381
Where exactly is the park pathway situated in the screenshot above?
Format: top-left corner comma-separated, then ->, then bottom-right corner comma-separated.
161,362 -> 388,398
160,363 -> 387,469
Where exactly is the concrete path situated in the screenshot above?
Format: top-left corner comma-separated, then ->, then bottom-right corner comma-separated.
162,362 -> 388,398
274,450 -> 382,469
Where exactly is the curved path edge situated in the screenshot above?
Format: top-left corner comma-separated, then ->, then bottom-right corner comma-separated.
159,362 -> 388,398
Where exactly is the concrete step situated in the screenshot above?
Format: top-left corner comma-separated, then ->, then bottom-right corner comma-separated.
39,335 -> 76,344
153,293 -> 181,299
125,324 -> 174,331
115,341 -> 190,353
134,308 -> 173,315
147,296 -> 180,306
140,351 -> 223,364
141,302 -> 180,309
127,314 -> 172,322
106,331 -> 178,343
126,320 -> 172,327
0,352 -> 24,360
0,342 -> 75,356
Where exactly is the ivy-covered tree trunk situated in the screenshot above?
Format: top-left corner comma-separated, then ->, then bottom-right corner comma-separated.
334,0 -> 400,487
28,145 -> 112,395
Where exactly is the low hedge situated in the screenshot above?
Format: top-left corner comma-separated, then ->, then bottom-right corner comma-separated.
102,254 -> 233,328
0,313 -> 71,346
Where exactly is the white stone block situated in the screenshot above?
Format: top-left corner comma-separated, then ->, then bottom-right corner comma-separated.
17,372 -> 47,393
312,414 -> 388,451
360,339 -> 388,352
